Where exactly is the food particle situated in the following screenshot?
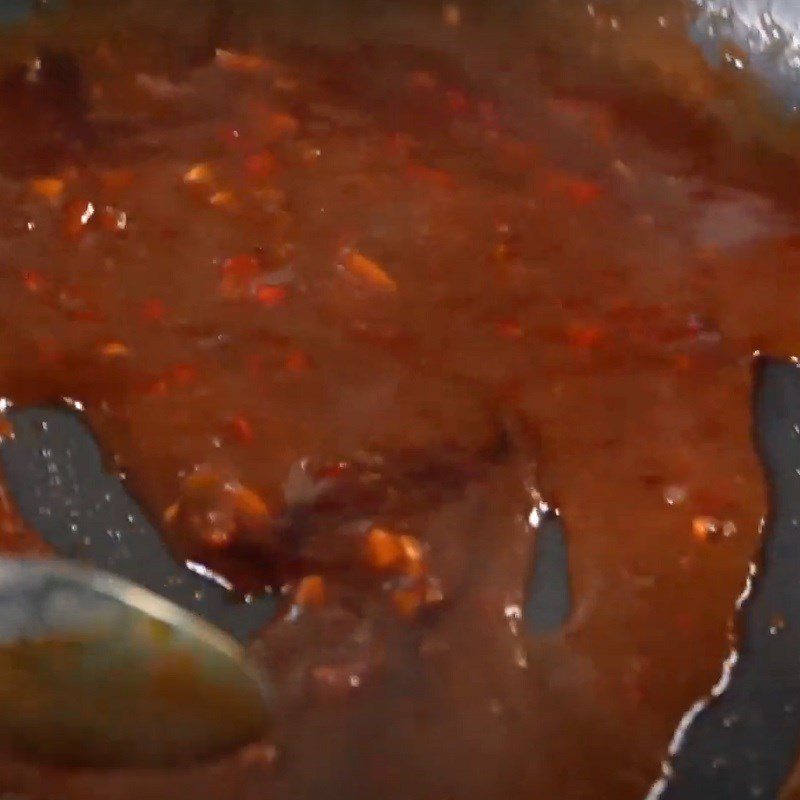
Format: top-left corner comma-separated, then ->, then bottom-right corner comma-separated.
202,528 -> 232,548
546,171 -> 603,206
692,515 -> 720,542
442,3 -> 461,27
295,575 -> 326,608
231,484 -> 270,520
220,254 -> 261,299
342,250 -> 398,292
365,527 -> 405,570
162,503 -> 179,525
29,177 -> 64,201
183,163 -> 214,185
398,534 -> 426,576
244,151 -> 275,182
98,341 -> 131,358
255,284 -> 288,307
215,49 -> 273,74
264,111 -> 299,140
208,189 -> 238,210
392,584 -> 425,618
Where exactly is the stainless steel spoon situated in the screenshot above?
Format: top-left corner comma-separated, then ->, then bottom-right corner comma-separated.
0,556 -> 271,769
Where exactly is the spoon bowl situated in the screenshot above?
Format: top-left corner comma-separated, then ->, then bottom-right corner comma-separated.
0,556 -> 271,768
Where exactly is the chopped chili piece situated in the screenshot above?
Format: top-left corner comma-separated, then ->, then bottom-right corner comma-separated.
98,341 -> 132,358
546,171 -> 603,206
220,254 -> 261,299
29,177 -> 65,201
365,526 -> 406,570
215,49 -> 274,74
254,284 -> 288,307
294,575 -> 327,607
342,250 -> 398,292
183,163 -> 214,185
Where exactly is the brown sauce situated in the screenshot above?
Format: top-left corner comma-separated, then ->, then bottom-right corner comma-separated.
0,1 -> 797,797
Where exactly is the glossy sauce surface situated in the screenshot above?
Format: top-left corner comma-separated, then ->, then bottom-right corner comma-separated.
0,1 -> 798,797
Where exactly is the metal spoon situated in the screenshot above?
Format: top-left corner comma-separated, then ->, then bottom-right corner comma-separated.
0,556 -> 271,769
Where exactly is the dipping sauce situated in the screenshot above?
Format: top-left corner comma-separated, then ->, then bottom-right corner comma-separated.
0,0 -> 797,797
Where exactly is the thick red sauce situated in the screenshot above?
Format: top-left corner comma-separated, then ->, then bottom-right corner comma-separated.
1,0 -> 799,797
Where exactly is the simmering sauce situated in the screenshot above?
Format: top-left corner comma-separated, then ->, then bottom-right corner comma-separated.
1,0 -> 799,797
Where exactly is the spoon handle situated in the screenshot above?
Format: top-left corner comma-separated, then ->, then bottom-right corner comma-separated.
0,406 -> 276,642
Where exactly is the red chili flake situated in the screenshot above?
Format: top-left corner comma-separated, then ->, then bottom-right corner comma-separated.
22,269 -> 46,293
215,49 -> 274,74
294,575 -> 326,608
495,319 -> 524,339
673,354 -> 693,371
284,349 -> 310,374
140,297 -> 166,323
220,254 -> 261,299
316,461 -> 349,481
171,363 -> 199,387
244,151 -> 275,182
29,177 -> 65,201
254,284 -> 288,307
445,88 -> 469,114
567,323 -> 605,349
226,414 -> 254,444
546,171 -> 603,206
